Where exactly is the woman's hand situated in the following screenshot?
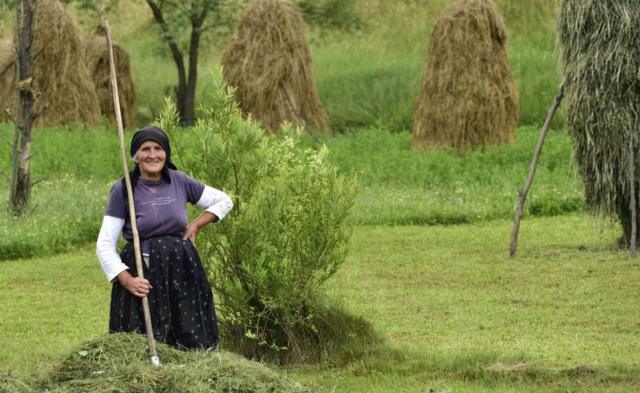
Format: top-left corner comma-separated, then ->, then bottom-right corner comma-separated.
117,271 -> 152,298
183,212 -> 217,245
182,222 -> 199,245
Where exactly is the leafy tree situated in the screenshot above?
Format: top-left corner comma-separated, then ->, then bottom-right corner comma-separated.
144,0 -> 222,126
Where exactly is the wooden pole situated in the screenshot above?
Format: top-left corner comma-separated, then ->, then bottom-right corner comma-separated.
9,0 -> 34,216
510,81 -> 565,258
102,17 -> 160,367
629,132 -> 637,258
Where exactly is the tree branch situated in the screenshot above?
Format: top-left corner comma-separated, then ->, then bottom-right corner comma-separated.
0,47 -> 43,79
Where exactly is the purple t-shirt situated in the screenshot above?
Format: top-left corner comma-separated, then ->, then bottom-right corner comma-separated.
105,169 -> 205,250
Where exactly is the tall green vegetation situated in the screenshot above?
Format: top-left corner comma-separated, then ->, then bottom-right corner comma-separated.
557,1 -> 640,245
161,77 -> 377,363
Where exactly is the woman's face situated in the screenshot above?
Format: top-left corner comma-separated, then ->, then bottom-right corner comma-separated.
135,140 -> 166,179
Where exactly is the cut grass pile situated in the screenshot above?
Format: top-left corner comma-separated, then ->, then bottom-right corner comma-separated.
0,334 -> 307,392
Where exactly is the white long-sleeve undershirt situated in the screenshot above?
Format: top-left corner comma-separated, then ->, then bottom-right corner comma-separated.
96,185 -> 233,282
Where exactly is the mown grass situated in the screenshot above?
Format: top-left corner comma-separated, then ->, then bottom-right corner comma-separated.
1,215 -> 638,391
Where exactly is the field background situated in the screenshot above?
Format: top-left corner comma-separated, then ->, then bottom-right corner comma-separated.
2,0 -> 639,392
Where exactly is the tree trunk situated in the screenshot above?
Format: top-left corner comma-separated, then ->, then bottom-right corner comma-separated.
9,0 -> 34,216
181,11 -> 205,127
145,0 -> 189,124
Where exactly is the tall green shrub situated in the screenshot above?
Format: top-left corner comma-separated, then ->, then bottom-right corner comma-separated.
161,76 -> 376,363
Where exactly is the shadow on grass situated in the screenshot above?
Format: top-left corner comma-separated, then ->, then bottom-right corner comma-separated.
308,346 -> 640,388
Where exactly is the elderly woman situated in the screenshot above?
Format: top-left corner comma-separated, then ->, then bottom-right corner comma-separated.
96,126 -> 233,350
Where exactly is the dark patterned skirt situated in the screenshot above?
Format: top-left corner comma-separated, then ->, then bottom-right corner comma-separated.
109,236 -> 219,350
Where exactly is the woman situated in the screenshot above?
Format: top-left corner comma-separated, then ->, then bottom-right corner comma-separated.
96,126 -> 233,350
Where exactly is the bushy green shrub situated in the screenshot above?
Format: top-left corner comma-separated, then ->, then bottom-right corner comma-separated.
162,76 -> 377,363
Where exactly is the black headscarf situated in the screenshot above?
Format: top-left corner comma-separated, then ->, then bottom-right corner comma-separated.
122,126 -> 177,198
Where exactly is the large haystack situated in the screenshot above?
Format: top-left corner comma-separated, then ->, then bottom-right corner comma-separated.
557,1 -> 640,246
0,40 -> 13,120
0,0 -> 100,126
221,0 -> 329,134
85,26 -> 136,128
412,0 -> 519,150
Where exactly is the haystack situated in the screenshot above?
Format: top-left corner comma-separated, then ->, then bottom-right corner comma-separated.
0,334 -> 308,392
0,40 -> 14,121
221,0 -> 329,134
85,25 -> 136,128
557,1 -> 640,246
412,0 -> 519,150
0,0 -> 100,126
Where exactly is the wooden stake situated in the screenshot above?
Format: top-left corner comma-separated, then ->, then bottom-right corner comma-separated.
629,132 -> 637,258
102,17 -> 160,367
510,81 -> 565,258
278,82 -> 322,144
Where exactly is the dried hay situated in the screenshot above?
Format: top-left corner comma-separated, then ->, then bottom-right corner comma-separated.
0,334 -> 308,392
85,25 -> 136,128
221,0 -> 329,134
557,1 -> 640,244
411,0 -> 519,150
0,0 -> 100,126
0,40 -> 14,121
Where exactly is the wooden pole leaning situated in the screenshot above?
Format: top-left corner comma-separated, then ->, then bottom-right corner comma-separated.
509,80 -> 566,258
102,18 -> 161,367
629,132 -> 637,258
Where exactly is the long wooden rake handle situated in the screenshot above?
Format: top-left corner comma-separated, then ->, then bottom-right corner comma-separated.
102,17 -> 160,367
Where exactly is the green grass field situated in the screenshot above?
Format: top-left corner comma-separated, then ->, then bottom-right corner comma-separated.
1,215 -> 638,392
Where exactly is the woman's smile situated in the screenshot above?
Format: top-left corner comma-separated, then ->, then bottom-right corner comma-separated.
135,140 -> 166,179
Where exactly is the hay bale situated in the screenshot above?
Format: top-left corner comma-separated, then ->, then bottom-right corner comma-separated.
557,1 -> 640,245
0,40 -> 14,121
0,0 -> 100,126
221,0 -> 329,134
411,0 -> 519,150
85,26 -> 136,128
2,334 -> 308,392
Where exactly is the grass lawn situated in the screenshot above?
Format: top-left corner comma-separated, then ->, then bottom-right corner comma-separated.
1,214 -> 638,392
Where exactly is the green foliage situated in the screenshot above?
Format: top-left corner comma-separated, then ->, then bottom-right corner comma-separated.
0,121 -> 586,260
296,0 -> 362,30
0,124 -> 121,261
162,76 -> 374,363
60,0 -> 118,11
145,0 -> 247,52
309,1 -> 562,133
0,177 -> 110,261
318,126 -> 583,225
